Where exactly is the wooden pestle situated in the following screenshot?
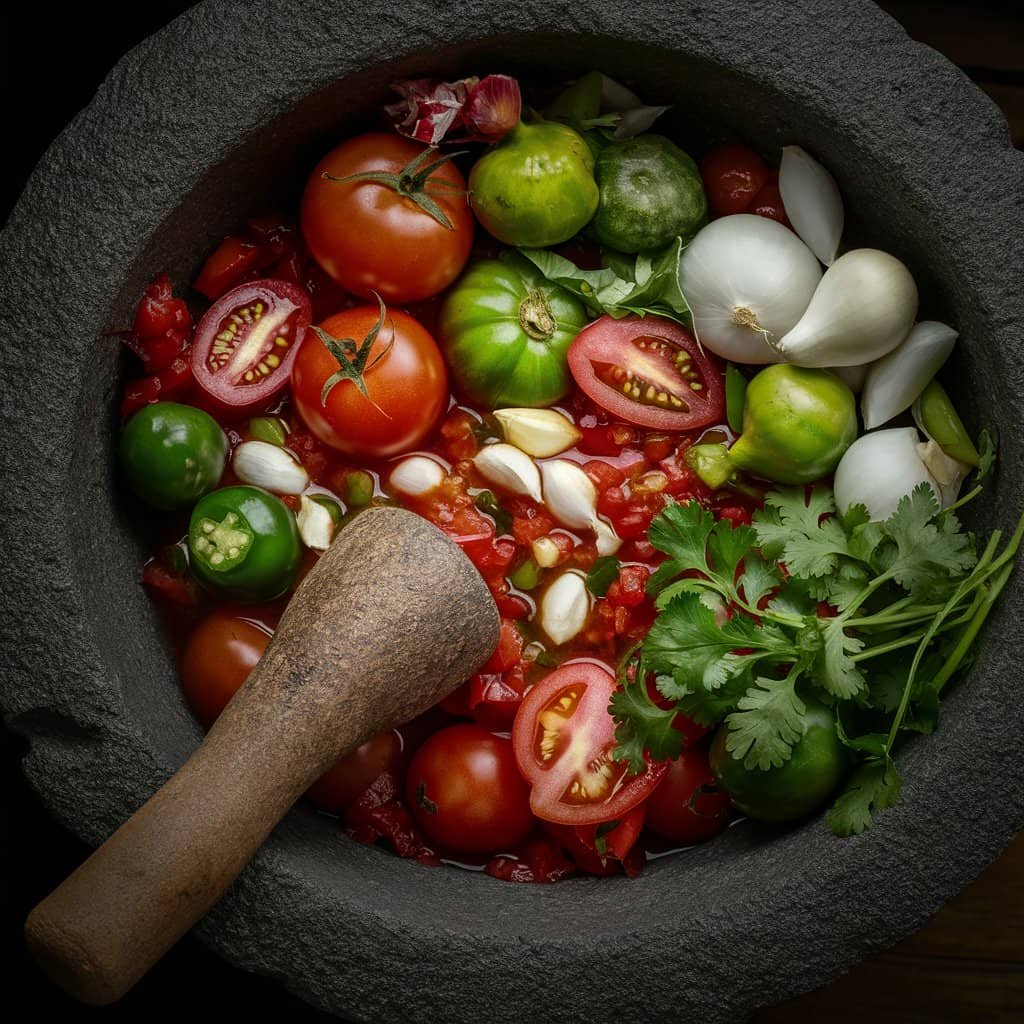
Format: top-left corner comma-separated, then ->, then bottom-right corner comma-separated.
24,506 -> 499,1005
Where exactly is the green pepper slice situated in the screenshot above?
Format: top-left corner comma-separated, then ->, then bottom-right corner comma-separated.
188,485 -> 300,601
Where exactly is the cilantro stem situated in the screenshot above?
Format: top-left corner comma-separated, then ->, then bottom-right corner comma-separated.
942,483 -> 983,515
851,604 -> 980,662
838,569 -> 898,623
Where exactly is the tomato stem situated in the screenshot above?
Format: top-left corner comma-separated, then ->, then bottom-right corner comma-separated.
518,288 -> 557,341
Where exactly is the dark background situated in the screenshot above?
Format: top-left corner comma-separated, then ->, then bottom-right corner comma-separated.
3,3 -> 1022,1022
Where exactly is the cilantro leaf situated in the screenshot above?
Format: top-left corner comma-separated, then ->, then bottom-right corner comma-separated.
725,675 -> 806,770
880,483 -> 977,595
647,503 -> 716,580
609,680 -> 683,772
976,428 -> 996,484
815,617 -> 867,699
586,556 -> 621,597
754,486 -> 851,579
826,756 -> 902,837
738,551 -> 784,608
644,594 -> 790,691
707,518 -> 758,584
662,672 -> 751,727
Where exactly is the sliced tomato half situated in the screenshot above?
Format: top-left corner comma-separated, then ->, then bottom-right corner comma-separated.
567,315 -> 724,431
190,278 -> 312,415
511,660 -> 666,826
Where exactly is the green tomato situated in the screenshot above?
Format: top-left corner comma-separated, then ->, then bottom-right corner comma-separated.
710,698 -> 849,823
589,135 -> 708,253
691,364 -> 856,487
188,485 -> 301,601
119,402 -> 228,510
468,121 -> 599,248
438,255 -> 590,408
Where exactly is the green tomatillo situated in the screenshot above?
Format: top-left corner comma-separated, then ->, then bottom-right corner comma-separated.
687,364 -> 857,487
589,134 -> 708,253
119,401 -> 228,510
438,254 -> 589,408
188,485 -> 301,601
710,697 -> 849,823
468,121 -> 599,247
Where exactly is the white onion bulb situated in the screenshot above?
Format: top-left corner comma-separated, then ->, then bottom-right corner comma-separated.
678,215 -> 822,363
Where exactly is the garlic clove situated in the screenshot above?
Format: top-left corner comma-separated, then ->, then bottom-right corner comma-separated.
388,455 -> 447,497
296,494 -> 337,551
917,440 -> 969,508
539,459 -> 598,529
494,407 -> 583,457
473,443 -> 543,502
593,518 -> 622,556
232,441 -> 310,495
531,536 -> 563,568
778,146 -> 845,266
539,570 -> 591,645
774,249 -> 918,368
833,427 -> 940,521
861,321 -> 958,430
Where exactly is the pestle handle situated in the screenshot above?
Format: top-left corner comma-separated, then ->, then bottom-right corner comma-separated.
24,507 -> 499,1005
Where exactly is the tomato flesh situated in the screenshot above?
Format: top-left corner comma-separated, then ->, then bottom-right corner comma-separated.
191,278 -> 312,414
512,661 -> 666,826
568,316 -> 725,431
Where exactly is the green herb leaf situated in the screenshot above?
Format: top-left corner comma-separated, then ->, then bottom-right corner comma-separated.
976,428 -> 996,484
474,490 -> 512,535
754,487 -> 851,579
725,674 -> 807,770
609,677 -> 683,772
815,617 -> 867,700
587,555 -> 621,597
826,756 -> 902,837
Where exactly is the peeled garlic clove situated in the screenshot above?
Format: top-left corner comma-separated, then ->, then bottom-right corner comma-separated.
861,321 -> 958,429
833,427 -> 940,521
473,443 -> 543,502
917,439 -> 969,507
774,249 -> 918,367
779,146 -> 844,266
232,441 -> 309,495
389,455 -> 446,496
827,363 -> 869,394
296,495 -> 337,551
593,518 -> 622,557
539,570 -> 591,645
494,408 -> 582,458
539,459 -> 598,528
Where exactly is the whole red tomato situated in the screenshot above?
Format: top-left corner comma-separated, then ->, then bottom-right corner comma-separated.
306,729 -> 407,814
700,145 -> 769,217
645,742 -> 732,845
180,607 -> 275,728
291,304 -> 448,458
301,132 -> 474,303
406,724 -> 534,855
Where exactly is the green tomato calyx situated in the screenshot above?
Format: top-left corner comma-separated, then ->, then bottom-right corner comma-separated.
324,145 -> 467,230
519,288 -> 557,341
192,511 -> 253,571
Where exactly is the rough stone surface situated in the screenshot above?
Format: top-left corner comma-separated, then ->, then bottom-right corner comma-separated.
1,1 -> 1022,1021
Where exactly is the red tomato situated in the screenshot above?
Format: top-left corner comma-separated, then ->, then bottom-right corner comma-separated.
193,236 -> 265,300
511,661 -> 666,826
749,180 -> 789,225
291,305 -> 447,458
306,729 -> 407,813
180,608 -> 275,728
645,742 -> 732,845
406,725 -> 534,855
567,316 -> 725,431
700,145 -> 769,218
301,133 -> 474,303
120,356 -> 192,420
190,279 -> 312,415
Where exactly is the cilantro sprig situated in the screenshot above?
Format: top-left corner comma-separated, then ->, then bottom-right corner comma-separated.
610,484 -> 1023,837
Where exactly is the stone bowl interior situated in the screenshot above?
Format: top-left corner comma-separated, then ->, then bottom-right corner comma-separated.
3,6 -> 1023,1024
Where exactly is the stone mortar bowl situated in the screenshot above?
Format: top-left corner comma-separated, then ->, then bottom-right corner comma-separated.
2,1 -> 1022,1021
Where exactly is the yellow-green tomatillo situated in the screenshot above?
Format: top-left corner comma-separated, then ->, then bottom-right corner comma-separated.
468,121 -> 599,247
688,364 -> 857,487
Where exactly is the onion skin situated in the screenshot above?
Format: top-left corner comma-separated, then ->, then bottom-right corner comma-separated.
774,249 -> 918,367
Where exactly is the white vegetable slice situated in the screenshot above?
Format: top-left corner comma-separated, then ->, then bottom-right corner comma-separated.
232,441 -> 309,495
296,495 -> 336,551
389,456 -> 446,497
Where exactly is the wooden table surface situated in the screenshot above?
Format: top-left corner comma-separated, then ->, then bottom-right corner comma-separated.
2,3 -> 1022,1022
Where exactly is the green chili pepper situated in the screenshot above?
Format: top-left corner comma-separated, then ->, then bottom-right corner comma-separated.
725,364 -> 748,435
188,485 -> 300,601
474,490 -> 513,535
913,380 -> 981,468
510,558 -> 542,591
120,402 -> 227,510
248,416 -> 289,447
311,494 -> 344,526
344,469 -> 375,508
